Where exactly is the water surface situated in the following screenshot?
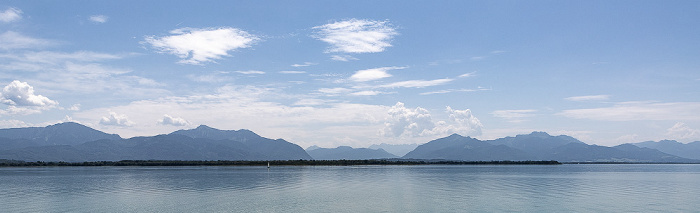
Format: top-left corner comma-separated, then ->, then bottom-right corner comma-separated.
1,164 -> 699,212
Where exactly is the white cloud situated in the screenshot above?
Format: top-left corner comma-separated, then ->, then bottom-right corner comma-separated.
313,19 -> 398,53
330,55 -> 359,61
89,15 -> 108,23
350,90 -> 385,96
291,62 -> 316,67
235,70 -> 265,75
379,78 -> 453,88
666,122 -> 700,141
0,31 -> 55,50
459,72 -> 477,78
381,102 -> 482,137
350,66 -> 406,82
1,80 -> 58,107
158,114 -> 189,126
0,8 -> 22,23
99,112 -> 135,126
318,87 -> 352,95
279,71 -> 306,74
491,109 -> 537,123
144,27 -> 259,65
0,119 -> 29,128
420,87 -> 490,95
69,104 -> 81,111
559,101 -> 700,121
565,95 -> 610,102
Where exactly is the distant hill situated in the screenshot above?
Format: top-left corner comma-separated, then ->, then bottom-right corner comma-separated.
0,123 -> 311,162
0,123 -> 696,163
171,125 -> 312,160
0,122 -> 121,148
403,132 -> 695,162
368,143 -> 418,157
306,146 -> 398,160
403,134 -> 531,161
631,140 -> 700,160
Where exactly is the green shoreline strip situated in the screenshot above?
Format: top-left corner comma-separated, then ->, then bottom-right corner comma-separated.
0,159 -> 561,167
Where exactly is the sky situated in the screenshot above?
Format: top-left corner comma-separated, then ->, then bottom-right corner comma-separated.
0,0 -> 699,148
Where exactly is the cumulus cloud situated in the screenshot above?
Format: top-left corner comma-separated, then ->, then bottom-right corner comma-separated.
89,15 -> 108,23
350,66 -> 405,82
0,80 -> 58,107
565,95 -> 610,102
559,101 -> 700,121
0,8 -> 22,23
144,27 -> 259,65
158,114 -> 189,126
99,112 -> 134,126
0,31 -> 54,50
313,19 -> 398,54
666,122 -> 700,141
381,102 -> 482,137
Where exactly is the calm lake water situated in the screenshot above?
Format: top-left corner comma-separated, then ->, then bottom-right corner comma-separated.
1,164 -> 699,212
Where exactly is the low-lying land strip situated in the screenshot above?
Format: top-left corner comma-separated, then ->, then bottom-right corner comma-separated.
0,159 -> 561,167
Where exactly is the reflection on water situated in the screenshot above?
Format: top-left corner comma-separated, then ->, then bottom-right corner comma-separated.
1,165 -> 699,212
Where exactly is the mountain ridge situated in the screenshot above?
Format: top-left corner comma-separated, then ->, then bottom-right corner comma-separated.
0,122 -> 697,163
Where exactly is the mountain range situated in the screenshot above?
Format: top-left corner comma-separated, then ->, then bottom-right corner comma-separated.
0,122 -> 698,163
0,123 -> 311,162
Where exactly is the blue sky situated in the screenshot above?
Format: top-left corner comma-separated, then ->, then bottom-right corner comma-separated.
1,1 -> 699,148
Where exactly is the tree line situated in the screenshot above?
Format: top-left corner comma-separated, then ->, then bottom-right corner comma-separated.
0,159 -> 561,167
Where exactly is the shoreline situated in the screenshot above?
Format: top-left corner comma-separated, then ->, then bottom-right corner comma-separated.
0,159 -> 562,167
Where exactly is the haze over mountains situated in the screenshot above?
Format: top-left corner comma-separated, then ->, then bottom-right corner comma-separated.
0,122 -> 698,163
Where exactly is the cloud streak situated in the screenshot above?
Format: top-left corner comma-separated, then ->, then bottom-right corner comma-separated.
559,101 -> 700,121
350,66 -> 406,82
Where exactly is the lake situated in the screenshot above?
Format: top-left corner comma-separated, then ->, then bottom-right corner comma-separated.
1,164 -> 699,212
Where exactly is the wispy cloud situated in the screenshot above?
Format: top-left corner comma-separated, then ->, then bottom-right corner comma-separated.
0,8 -> 22,23
330,55 -> 358,61
350,66 -> 406,82
419,87 -> 489,95
279,71 -> 306,74
379,78 -> 452,88
235,70 -> 265,75
144,27 -> 259,65
565,95 -> 610,102
89,15 -> 108,23
318,87 -> 352,95
459,72 -> 477,78
491,109 -> 537,123
313,19 -> 398,53
0,31 -> 55,50
350,90 -> 387,96
291,62 -> 317,67
559,101 -> 700,121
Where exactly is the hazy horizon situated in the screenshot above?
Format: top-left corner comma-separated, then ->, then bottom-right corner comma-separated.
1,1 -> 699,149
